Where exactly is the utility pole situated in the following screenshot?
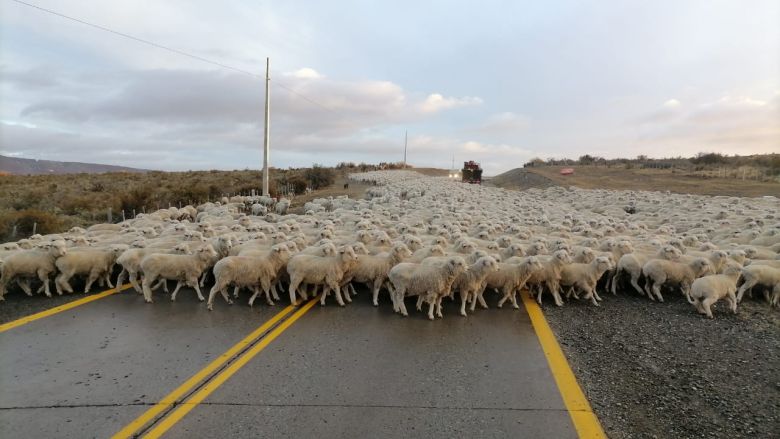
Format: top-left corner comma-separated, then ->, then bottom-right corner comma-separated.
403,130 -> 407,168
262,57 -> 271,196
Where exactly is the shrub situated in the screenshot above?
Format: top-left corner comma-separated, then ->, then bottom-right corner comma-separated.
0,209 -> 62,240
304,164 -> 335,189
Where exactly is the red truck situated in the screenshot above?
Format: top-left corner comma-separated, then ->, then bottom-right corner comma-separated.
461,161 -> 483,184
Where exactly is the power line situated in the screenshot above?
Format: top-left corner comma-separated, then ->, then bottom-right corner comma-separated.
9,0 -> 343,116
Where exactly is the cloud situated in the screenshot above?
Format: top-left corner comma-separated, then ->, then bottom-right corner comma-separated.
476,112 -> 530,133
288,67 -> 322,79
663,98 -> 681,108
418,93 -> 483,113
636,92 -> 780,155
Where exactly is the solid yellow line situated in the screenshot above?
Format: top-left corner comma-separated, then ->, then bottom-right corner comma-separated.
0,283 -> 131,333
112,303 -> 297,439
142,297 -> 319,439
521,293 -> 607,439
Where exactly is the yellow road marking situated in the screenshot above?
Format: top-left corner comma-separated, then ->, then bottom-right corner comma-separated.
112,302 -> 298,439
142,298 -> 319,439
0,284 -> 131,333
521,293 -> 607,439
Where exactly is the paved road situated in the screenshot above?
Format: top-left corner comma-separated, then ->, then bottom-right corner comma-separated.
0,285 -> 579,438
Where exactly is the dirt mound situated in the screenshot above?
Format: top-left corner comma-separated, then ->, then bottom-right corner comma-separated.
488,168 -> 559,190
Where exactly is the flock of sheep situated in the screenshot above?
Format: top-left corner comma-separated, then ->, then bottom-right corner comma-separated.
1,170 -> 779,320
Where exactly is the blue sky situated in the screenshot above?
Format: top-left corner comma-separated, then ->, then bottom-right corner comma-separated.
1,0 -> 778,174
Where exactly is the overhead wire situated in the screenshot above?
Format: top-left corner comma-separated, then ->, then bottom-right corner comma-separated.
8,0 -> 343,116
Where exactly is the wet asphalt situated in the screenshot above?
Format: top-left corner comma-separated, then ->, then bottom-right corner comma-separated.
0,285 -> 577,438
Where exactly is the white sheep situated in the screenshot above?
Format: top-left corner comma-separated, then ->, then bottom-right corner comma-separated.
611,245 -> 682,296
54,245 -> 127,294
0,241 -> 68,299
115,244 -> 190,293
481,256 -> 544,310
558,256 -> 614,306
642,257 -> 713,302
450,256 -> 500,316
736,265 -> 780,305
688,265 -> 742,318
206,244 -> 291,310
286,245 -> 358,306
526,250 -> 573,307
343,243 -> 413,306
388,256 -> 468,320
140,245 -> 218,303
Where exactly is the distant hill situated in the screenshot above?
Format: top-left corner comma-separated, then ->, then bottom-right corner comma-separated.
488,168 -> 559,190
0,155 -> 149,175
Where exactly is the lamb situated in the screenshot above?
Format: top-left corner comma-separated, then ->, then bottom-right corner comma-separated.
54,245 -> 128,294
736,265 -> 780,305
388,256 -> 468,320
688,265 -> 742,318
275,199 -> 290,215
286,245 -> 358,307
206,244 -> 291,310
480,256 -> 544,310
139,245 -> 218,303
343,243 -> 413,306
526,250 -> 574,306
0,241 -> 68,299
558,256 -> 613,306
450,256 -> 500,316
641,258 -> 713,302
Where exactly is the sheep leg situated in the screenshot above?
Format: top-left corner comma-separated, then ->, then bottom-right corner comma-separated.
476,289 -> 488,309
190,276 -> 205,301
332,283 -> 345,307
508,288 -> 520,309
342,283 -> 353,303
416,295 -> 424,311
701,297 -> 716,318
128,271 -> 142,293
582,286 -> 599,307
271,281 -> 281,301
726,291 -> 738,313
630,273 -> 645,296
84,271 -> 100,294
233,286 -> 241,299
320,285 -> 330,306
427,298 -> 436,320
372,279 -> 382,307
736,278 -> 756,303
116,268 -> 126,290
170,281 -> 185,301
610,272 -> 619,295
497,287 -> 508,308
651,283 -> 664,303
38,269 -> 52,297
644,279 -> 656,301
460,290 -> 469,317
104,270 -> 115,288
548,281 -> 564,307
435,296 -> 443,318
397,292 -> 408,316
288,278 -> 301,305
141,275 -> 156,303
55,272 -> 73,295
17,278 -> 34,296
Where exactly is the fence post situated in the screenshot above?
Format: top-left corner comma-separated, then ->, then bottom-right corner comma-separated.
12,225 -> 17,238
108,208 -> 112,223
122,210 -> 126,222
132,209 -> 136,218
32,222 -> 37,236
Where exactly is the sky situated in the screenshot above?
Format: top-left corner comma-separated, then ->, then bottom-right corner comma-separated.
0,0 -> 778,175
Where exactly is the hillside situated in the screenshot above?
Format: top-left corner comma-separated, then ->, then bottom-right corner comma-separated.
0,155 -> 148,175
491,165 -> 779,197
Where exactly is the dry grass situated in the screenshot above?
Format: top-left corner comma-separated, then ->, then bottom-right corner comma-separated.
525,166 -> 779,197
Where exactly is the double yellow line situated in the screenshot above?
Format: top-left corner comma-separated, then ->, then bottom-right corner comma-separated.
0,284 -> 131,333
113,298 -> 318,439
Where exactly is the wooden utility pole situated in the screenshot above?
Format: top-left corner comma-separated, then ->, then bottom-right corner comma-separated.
262,57 -> 271,196
403,130 -> 407,168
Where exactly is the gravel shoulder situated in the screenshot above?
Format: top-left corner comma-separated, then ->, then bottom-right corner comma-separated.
542,289 -> 780,439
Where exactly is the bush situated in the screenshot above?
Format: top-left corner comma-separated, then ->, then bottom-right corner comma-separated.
119,186 -> 154,217
0,209 -> 62,240
304,164 -> 335,190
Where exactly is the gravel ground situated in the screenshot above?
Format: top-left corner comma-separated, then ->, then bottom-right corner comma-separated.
543,288 -> 780,439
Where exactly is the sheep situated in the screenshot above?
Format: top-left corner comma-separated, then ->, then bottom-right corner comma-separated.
275,199 -> 290,215
450,256 -> 500,316
407,244 -> 446,263
736,265 -> 780,305
611,245 -> 682,296
558,256 -> 614,306
115,244 -> 190,293
251,203 -> 268,216
526,250 -> 574,307
139,245 -> 218,303
286,245 -> 358,307
342,243 -> 413,306
0,241 -> 68,299
688,265 -> 742,318
206,244 -> 291,310
54,245 -> 127,294
480,256 -> 544,310
388,256 -> 468,320
641,258 -> 713,302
